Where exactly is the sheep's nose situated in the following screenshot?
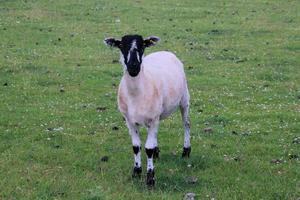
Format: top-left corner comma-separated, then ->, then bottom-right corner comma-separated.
130,62 -> 139,68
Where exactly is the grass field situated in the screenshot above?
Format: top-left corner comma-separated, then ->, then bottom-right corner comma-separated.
0,0 -> 299,199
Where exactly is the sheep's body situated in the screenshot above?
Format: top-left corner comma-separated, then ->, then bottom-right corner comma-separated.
118,51 -> 189,126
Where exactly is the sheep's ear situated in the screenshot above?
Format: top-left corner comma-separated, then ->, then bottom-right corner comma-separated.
104,37 -> 121,48
144,36 -> 160,47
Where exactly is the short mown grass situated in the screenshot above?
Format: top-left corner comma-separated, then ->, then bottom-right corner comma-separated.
0,0 -> 299,199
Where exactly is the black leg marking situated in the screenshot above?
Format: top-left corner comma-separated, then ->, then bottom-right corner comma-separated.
146,169 -> 155,186
132,166 -> 142,178
145,148 -> 154,158
185,121 -> 191,129
133,146 -> 140,155
182,147 -> 191,158
153,147 -> 160,160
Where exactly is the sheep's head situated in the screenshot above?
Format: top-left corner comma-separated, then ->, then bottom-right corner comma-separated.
104,34 -> 160,77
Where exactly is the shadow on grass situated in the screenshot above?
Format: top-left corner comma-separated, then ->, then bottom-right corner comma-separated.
131,153 -> 214,193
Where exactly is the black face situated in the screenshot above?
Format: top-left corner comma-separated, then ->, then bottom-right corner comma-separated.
120,35 -> 144,77
104,34 -> 160,77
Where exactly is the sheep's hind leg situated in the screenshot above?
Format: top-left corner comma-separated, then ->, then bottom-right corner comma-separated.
180,93 -> 191,158
126,120 -> 142,178
153,146 -> 160,160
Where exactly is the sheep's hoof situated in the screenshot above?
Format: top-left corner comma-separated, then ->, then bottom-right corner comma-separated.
146,169 -> 155,186
182,147 -> 191,158
153,147 -> 160,160
132,167 -> 142,178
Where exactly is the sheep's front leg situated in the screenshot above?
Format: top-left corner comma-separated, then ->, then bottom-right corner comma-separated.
145,119 -> 159,186
126,120 -> 142,178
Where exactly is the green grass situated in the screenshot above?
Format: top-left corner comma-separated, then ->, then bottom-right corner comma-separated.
0,0 -> 299,199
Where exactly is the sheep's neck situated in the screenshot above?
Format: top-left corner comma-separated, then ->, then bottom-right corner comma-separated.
124,69 -> 145,97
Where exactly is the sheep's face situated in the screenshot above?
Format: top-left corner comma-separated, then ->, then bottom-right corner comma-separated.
104,35 -> 160,77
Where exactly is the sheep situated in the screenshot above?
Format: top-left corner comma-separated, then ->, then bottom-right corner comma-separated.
104,34 -> 191,186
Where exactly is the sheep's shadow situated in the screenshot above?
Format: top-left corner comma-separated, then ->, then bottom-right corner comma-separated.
131,152 -> 213,192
